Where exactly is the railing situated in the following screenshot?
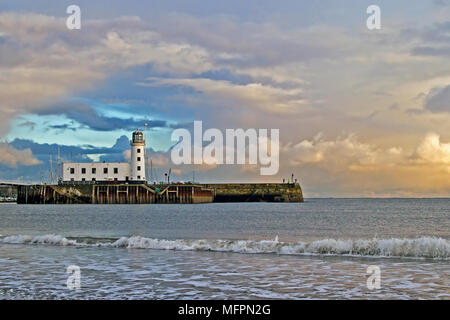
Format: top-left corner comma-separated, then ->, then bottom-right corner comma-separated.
0,180 -> 34,186
60,180 -> 150,186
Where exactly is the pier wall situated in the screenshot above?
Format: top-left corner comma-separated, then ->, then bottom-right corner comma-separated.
205,183 -> 304,203
17,182 -> 303,204
17,184 -> 213,204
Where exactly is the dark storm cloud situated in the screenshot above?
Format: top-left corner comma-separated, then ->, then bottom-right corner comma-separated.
48,124 -> 77,131
10,136 -> 127,157
67,113 -> 168,132
36,100 -> 187,132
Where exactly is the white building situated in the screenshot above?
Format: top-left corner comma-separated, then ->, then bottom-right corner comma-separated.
62,130 -> 146,183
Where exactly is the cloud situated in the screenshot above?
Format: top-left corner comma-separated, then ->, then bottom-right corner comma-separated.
9,135 -> 131,162
433,0 -> 450,6
410,21 -> 450,56
0,142 -> 41,167
0,13 -> 214,136
48,124 -> 77,131
146,151 -> 170,167
284,134 -> 402,173
415,133 -> 450,164
280,133 -> 450,196
139,77 -> 306,114
35,100 -> 188,132
149,13 -> 352,68
0,11 -> 360,137
411,46 -> 450,57
68,114 -> 168,132
424,85 -> 450,113
18,120 -> 36,130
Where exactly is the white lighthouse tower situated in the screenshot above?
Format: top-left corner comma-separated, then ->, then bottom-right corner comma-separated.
130,130 -> 146,182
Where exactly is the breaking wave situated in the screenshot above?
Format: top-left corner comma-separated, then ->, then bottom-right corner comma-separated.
1,234 -> 449,259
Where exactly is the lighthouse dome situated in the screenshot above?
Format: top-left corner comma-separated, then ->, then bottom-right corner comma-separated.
132,130 -> 144,144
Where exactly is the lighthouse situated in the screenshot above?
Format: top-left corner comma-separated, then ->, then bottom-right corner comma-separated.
130,130 -> 146,182
62,130 -> 147,183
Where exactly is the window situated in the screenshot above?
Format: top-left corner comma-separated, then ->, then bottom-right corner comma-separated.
92,168 -> 96,174
81,178 -> 86,181
92,178 -> 96,181
137,148 -> 141,153
137,157 -> 141,161
81,168 -> 86,174
104,168 -> 108,174
137,166 -> 141,171
70,168 -> 75,174
114,168 -> 118,174
125,176 -> 129,181
137,176 -> 141,180
70,178 -> 74,181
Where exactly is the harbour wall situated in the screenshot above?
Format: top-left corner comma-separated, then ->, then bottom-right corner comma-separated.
17,184 -> 213,204
16,183 -> 303,204
205,183 -> 304,202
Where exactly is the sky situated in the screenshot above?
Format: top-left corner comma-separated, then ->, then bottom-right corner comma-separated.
0,0 -> 450,197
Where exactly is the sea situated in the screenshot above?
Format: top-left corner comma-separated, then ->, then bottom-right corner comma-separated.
0,199 -> 448,299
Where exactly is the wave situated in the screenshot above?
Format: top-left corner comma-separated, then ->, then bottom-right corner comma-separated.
1,234 -> 449,259
0,234 -> 80,246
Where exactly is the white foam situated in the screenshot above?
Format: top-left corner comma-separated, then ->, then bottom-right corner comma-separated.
1,234 -> 80,247
1,234 -> 448,259
110,236 -> 450,259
